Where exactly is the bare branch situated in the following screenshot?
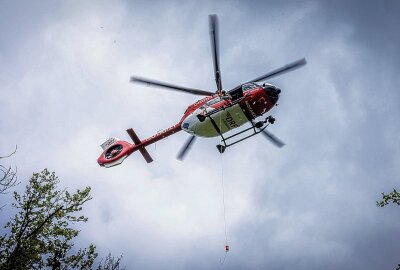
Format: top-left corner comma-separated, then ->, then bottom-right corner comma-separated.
0,144 -> 17,159
1,165 -> 19,194
1,145 -> 20,203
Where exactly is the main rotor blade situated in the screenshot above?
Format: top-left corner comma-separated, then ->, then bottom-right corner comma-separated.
209,14 -> 223,94
261,129 -> 285,148
130,76 -> 214,96
249,58 -> 307,83
177,135 -> 197,161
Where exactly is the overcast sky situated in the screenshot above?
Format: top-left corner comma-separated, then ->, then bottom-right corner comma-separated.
1,0 -> 400,269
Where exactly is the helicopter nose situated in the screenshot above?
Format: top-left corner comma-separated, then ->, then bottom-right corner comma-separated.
263,85 -> 280,104
263,85 -> 280,96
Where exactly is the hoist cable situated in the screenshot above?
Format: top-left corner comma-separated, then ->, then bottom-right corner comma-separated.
218,110 -> 229,266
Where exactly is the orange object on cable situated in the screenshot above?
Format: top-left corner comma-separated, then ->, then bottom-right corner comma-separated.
225,245 -> 229,252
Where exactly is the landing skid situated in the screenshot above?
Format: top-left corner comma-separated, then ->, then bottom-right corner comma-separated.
214,116 -> 275,154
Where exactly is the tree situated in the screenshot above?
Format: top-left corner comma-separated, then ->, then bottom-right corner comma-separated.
0,169 -> 97,270
0,146 -> 19,198
377,188 -> 400,270
96,254 -> 126,270
377,189 -> 400,207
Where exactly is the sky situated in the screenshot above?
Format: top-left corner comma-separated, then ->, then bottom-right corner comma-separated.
1,0 -> 400,269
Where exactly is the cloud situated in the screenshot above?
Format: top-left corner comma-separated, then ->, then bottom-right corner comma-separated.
1,1 -> 400,269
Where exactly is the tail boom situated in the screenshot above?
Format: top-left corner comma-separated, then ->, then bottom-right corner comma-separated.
98,123 -> 182,167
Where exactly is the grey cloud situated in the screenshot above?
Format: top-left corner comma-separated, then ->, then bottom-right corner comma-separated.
1,1 -> 399,270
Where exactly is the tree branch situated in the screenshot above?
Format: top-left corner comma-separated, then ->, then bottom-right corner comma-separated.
0,145 -> 17,159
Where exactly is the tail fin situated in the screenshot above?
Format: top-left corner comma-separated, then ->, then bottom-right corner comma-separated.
97,129 -> 153,168
126,128 -> 153,163
100,137 -> 120,150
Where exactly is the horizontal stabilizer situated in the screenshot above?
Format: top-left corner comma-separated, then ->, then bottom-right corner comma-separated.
126,128 -> 154,163
127,129 -> 142,145
139,148 -> 153,163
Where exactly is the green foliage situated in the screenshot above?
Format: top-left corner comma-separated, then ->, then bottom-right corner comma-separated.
96,253 -> 126,270
0,169 -> 97,270
376,189 -> 400,207
377,188 -> 400,270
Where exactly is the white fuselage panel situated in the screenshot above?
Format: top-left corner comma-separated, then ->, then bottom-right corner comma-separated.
181,104 -> 248,137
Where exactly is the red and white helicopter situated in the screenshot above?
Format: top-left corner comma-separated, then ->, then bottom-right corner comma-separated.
98,15 -> 306,168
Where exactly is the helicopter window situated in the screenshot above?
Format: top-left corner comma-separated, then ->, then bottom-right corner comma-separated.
242,82 -> 258,91
228,86 -> 244,101
205,96 -> 222,106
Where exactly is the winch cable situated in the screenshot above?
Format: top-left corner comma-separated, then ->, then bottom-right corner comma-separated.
218,110 -> 229,266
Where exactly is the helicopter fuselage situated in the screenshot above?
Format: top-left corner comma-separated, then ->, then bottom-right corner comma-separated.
180,82 -> 280,137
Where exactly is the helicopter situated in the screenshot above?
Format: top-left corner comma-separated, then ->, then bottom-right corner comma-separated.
97,14 -> 306,168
